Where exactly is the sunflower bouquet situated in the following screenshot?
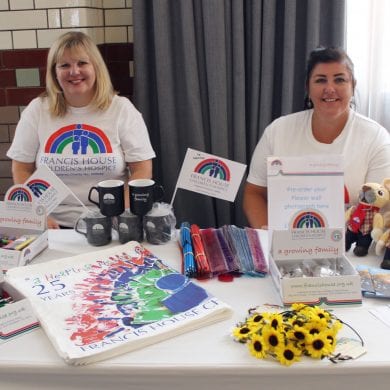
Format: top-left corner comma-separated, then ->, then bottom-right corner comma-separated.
232,304 -> 342,366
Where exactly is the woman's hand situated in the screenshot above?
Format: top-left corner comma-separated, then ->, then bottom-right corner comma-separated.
47,216 -> 60,229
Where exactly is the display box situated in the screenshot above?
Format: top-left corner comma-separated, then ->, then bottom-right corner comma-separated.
266,155 -> 361,306
269,228 -> 362,306
0,201 -> 48,271
0,274 -> 39,343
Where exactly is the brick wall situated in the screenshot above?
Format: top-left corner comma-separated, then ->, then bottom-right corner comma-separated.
0,0 -> 134,200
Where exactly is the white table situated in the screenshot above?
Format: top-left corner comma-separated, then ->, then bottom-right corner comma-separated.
1,230 -> 390,390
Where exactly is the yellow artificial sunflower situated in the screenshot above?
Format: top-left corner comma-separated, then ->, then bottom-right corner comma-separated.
322,329 -> 338,352
232,324 -> 252,342
303,318 -> 328,335
286,324 -> 310,346
290,313 -> 307,327
290,303 -> 307,312
261,324 -> 284,350
232,304 -> 344,366
248,333 -> 268,359
268,313 -> 284,330
308,306 -> 332,322
305,332 -> 334,358
275,342 -> 302,366
246,312 -> 266,329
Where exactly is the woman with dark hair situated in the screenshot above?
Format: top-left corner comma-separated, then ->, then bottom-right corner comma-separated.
243,47 -> 390,228
7,31 -> 155,228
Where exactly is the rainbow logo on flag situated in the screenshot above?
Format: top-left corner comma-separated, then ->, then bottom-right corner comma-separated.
26,179 -> 50,198
194,158 -> 231,181
44,124 -> 112,154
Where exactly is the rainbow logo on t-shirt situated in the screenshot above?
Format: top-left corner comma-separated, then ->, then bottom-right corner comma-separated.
194,158 -> 231,181
44,124 -> 113,155
26,179 -> 50,198
292,210 -> 326,229
6,186 -> 33,202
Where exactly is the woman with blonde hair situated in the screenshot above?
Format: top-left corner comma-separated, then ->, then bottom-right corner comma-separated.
7,31 -> 155,228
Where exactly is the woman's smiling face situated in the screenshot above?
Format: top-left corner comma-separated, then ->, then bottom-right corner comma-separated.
55,47 -> 96,107
308,61 -> 354,120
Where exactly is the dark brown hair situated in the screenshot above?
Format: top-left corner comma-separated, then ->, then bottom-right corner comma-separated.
304,47 -> 356,109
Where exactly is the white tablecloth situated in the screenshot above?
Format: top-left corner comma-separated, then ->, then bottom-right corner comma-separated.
1,230 -> 390,390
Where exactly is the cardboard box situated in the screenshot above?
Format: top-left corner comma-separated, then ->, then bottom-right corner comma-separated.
265,155 -> 361,306
0,201 -> 48,271
0,274 -> 39,343
269,228 -> 362,306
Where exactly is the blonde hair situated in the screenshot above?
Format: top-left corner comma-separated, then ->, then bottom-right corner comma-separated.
44,31 -> 115,116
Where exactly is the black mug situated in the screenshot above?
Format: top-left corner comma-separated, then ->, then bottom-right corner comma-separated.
88,179 -> 125,217
115,209 -> 143,244
75,211 -> 112,246
143,213 -> 173,245
129,179 -> 164,216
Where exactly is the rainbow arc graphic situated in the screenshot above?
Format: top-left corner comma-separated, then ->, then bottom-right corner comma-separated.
194,158 -> 230,181
7,187 -> 33,202
291,210 -> 326,229
27,179 -> 50,197
45,124 -> 112,154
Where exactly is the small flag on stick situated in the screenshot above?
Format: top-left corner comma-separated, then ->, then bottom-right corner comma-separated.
25,164 -> 88,214
171,148 -> 246,205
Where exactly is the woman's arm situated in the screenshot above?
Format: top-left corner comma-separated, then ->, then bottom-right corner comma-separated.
243,182 -> 268,229
127,159 -> 153,180
11,160 -> 36,184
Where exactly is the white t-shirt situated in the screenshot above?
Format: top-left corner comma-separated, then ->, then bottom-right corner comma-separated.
247,109 -> 390,204
7,95 -> 156,227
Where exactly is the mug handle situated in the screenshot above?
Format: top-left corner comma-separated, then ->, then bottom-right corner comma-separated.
88,186 -> 99,207
111,216 -> 119,232
74,217 -> 87,237
153,185 -> 165,202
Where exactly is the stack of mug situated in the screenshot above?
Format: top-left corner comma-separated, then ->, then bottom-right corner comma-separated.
75,179 -> 168,246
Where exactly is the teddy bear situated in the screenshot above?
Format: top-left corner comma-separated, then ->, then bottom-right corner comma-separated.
372,211 -> 390,269
345,179 -> 390,257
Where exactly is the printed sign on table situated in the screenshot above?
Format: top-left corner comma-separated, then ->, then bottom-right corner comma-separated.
0,299 -> 39,344
267,155 -> 345,230
172,148 -> 247,203
4,184 -> 36,214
